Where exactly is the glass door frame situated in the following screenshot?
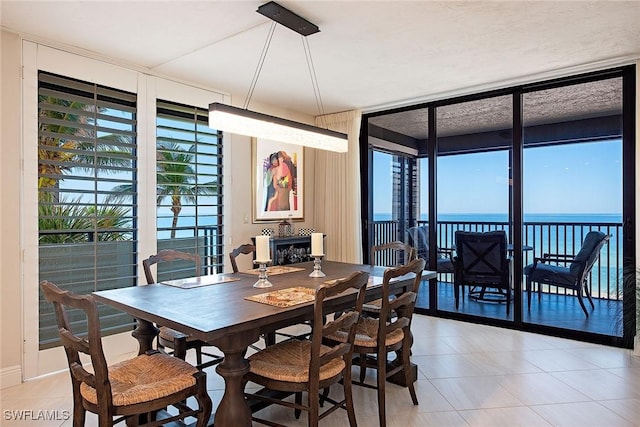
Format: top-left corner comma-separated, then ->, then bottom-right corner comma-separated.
361,65 -> 636,348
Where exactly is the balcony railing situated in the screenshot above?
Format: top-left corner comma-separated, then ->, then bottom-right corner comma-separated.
371,219 -> 623,301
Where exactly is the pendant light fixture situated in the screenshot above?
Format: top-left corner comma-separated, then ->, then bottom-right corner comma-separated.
209,1 -> 348,153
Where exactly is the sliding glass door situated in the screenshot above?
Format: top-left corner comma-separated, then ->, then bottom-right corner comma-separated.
435,95 -> 513,321
362,66 -> 634,347
522,77 -> 625,338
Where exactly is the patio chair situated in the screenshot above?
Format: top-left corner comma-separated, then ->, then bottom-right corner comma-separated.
40,280 -> 212,427
524,230 -> 611,317
407,226 -> 454,273
453,230 -> 511,315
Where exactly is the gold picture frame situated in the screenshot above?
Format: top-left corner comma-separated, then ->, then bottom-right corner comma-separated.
252,138 -> 304,223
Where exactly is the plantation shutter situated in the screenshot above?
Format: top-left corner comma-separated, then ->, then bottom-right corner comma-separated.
155,100 -> 224,281
38,71 -> 137,349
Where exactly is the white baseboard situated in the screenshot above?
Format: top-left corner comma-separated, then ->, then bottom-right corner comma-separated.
1,365 -> 22,389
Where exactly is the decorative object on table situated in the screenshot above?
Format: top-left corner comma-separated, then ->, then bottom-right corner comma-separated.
298,227 -> 315,236
253,235 -> 273,288
261,228 -> 275,236
252,138 -> 304,222
245,286 -> 316,307
309,232 -> 326,278
244,265 -> 305,275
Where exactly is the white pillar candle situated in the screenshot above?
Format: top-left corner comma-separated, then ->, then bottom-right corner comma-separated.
255,235 -> 270,261
311,233 -> 324,256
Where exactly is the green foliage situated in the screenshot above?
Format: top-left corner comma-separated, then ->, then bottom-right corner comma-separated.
39,193 -> 132,244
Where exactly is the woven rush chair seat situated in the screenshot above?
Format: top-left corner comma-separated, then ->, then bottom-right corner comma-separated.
40,280 -> 211,427
362,296 -> 396,314
80,352 -> 199,407
244,271 -> 369,427
324,258 -> 425,427
328,316 -> 404,348
248,340 -> 345,383
364,241 -> 415,315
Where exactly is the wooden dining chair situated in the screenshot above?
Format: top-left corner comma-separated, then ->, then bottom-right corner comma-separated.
229,242 -> 312,346
229,243 -> 256,273
363,241 -> 417,315
142,249 -> 223,369
40,280 -> 212,427
326,258 -> 425,427
244,271 -> 369,427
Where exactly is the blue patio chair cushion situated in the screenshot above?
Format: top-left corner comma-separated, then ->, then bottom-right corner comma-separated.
523,231 -> 607,285
569,231 -> 607,276
408,226 -> 430,260
523,262 -> 575,287
408,226 -> 454,273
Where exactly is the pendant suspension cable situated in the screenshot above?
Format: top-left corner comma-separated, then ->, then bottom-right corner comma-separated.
243,21 -> 277,110
302,35 -> 327,126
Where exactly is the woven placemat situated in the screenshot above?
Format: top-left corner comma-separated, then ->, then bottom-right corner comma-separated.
245,286 -> 316,307
244,265 -> 305,276
323,276 -> 382,288
160,274 -> 240,289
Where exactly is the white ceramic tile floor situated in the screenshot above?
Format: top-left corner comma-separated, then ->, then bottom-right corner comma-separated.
2,315 -> 639,426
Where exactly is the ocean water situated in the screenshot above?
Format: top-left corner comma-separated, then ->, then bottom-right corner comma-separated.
373,212 -> 622,223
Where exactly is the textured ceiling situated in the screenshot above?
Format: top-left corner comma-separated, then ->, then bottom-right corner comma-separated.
369,78 -> 623,139
1,1 -> 638,134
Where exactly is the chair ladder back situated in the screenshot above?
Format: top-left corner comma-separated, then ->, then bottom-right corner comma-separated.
371,241 -> 416,267
142,249 -> 202,284
229,244 -> 256,273
40,281 -> 112,407
378,258 -> 425,341
311,271 -> 369,372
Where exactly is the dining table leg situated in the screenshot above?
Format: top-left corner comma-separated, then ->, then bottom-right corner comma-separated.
131,318 -> 159,355
213,330 -> 260,427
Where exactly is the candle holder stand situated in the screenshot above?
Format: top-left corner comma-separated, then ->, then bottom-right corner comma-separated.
309,256 -> 326,278
253,260 -> 273,288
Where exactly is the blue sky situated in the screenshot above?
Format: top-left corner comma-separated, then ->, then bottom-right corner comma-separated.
373,139 -> 622,216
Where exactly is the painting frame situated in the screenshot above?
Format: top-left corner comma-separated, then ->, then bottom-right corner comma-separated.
252,138 -> 304,223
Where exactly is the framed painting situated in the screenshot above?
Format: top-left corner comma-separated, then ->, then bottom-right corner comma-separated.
252,138 -> 304,222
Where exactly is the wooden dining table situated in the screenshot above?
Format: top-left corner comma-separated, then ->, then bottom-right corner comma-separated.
93,260 -> 436,427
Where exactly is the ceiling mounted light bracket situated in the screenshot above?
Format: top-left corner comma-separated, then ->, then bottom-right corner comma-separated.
209,1 -> 348,153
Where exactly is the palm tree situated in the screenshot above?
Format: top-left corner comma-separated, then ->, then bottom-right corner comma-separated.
112,142 -> 217,239
155,143 -> 217,239
38,95 -> 134,241
38,96 -> 132,190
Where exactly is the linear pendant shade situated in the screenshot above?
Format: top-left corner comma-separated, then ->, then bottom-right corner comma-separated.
209,103 -> 348,153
